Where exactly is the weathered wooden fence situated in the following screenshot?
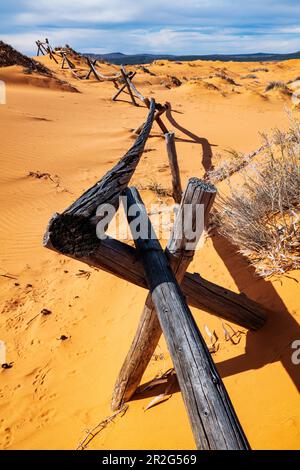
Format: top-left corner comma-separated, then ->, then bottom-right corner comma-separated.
43,92 -> 268,448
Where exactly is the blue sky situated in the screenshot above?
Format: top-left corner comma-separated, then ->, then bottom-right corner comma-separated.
1,1 -> 300,55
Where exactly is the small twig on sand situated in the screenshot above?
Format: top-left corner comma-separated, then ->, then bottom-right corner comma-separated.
76,405 -> 128,450
0,273 -> 18,280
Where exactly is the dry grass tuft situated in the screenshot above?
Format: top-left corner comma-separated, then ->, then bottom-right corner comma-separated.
138,180 -> 171,198
265,81 -> 291,94
241,74 -> 257,79
213,121 -> 300,277
250,67 -> 269,73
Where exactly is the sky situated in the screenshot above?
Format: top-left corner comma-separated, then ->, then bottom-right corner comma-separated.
1,0 -> 300,56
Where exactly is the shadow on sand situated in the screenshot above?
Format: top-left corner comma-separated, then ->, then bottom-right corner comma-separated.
133,106 -> 300,403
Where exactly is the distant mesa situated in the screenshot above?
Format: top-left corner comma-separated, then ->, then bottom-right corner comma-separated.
83,51 -> 300,65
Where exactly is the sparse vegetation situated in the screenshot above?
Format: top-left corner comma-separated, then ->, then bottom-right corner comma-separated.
215,72 -> 240,86
0,40 -> 51,75
265,81 -> 291,93
213,122 -> 300,277
138,180 -> 171,197
207,146 -> 267,183
241,74 -> 257,79
250,67 -> 269,72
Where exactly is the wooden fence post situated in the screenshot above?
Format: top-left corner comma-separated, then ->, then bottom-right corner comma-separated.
122,187 -> 250,450
112,72 -> 136,100
165,132 -> 182,203
111,178 -> 216,410
120,68 -> 138,106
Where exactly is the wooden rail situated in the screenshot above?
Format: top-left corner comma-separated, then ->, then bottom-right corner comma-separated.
123,187 -> 250,450
112,178 -> 216,410
41,42 -> 270,449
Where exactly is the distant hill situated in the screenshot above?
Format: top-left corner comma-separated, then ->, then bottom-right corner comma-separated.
84,51 -> 300,65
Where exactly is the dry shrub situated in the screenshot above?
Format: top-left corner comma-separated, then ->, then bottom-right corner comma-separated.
265,81 -> 291,94
250,67 -> 269,72
241,74 -> 257,79
215,72 -> 240,86
207,146 -> 267,183
214,122 -> 300,277
138,180 -> 171,197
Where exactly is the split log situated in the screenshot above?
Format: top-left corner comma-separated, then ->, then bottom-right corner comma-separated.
87,58 -> 122,83
44,99 -> 155,244
111,178 -> 216,411
112,72 -> 136,100
86,57 -> 101,81
36,41 -> 46,56
122,187 -> 250,450
47,46 -> 58,64
44,226 -> 267,331
121,66 -> 149,106
61,54 -> 82,80
134,105 -> 167,135
165,132 -> 182,203
85,59 -> 97,80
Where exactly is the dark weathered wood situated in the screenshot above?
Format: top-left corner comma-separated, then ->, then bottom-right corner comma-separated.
44,227 -> 267,330
121,66 -> 149,106
47,46 -> 58,64
36,41 -> 45,56
85,59 -> 97,80
86,57 -> 121,83
121,69 -> 138,106
44,99 -> 156,246
112,72 -> 136,100
134,105 -> 167,135
123,187 -> 250,450
60,53 -> 82,80
165,132 -> 182,203
111,178 -> 216,410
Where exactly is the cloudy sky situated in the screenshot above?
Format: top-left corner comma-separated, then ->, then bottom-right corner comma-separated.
1,0 -> 300,56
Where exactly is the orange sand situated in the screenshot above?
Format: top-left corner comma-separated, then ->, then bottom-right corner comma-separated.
0,55 -> 299,450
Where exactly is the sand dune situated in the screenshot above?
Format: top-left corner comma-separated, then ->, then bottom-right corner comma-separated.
0,50 -> 300,450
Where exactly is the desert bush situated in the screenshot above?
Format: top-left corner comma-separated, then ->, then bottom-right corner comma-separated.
265,81 -> 291,93
250,67 -> 269,72
207,146 -> 267,183
215,72 -> 240,86
137,180 -> 171,197
241,74 -> 257,79
213,123 -> 300,277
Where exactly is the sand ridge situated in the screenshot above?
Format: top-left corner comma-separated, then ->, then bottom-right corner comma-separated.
0,53 -> 300,449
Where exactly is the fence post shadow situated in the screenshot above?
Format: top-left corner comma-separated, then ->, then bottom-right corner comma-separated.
165,103 -> 216,176
210,232 -> 300,392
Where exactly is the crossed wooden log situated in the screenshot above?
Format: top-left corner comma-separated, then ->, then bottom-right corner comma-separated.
36,39 -> 58,63
43,101 -> 267,449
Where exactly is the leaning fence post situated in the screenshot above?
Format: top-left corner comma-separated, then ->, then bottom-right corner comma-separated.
111,178 -> 216,411
122,187 -> 250,450
165,132 -> 182,203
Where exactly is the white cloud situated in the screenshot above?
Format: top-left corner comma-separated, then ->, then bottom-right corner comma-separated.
1,0 -> 300,55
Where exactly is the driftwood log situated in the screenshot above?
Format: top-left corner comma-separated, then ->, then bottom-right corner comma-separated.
111,178 -> 216,411
165,132 -> 182,203
122,187 -> 250,450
